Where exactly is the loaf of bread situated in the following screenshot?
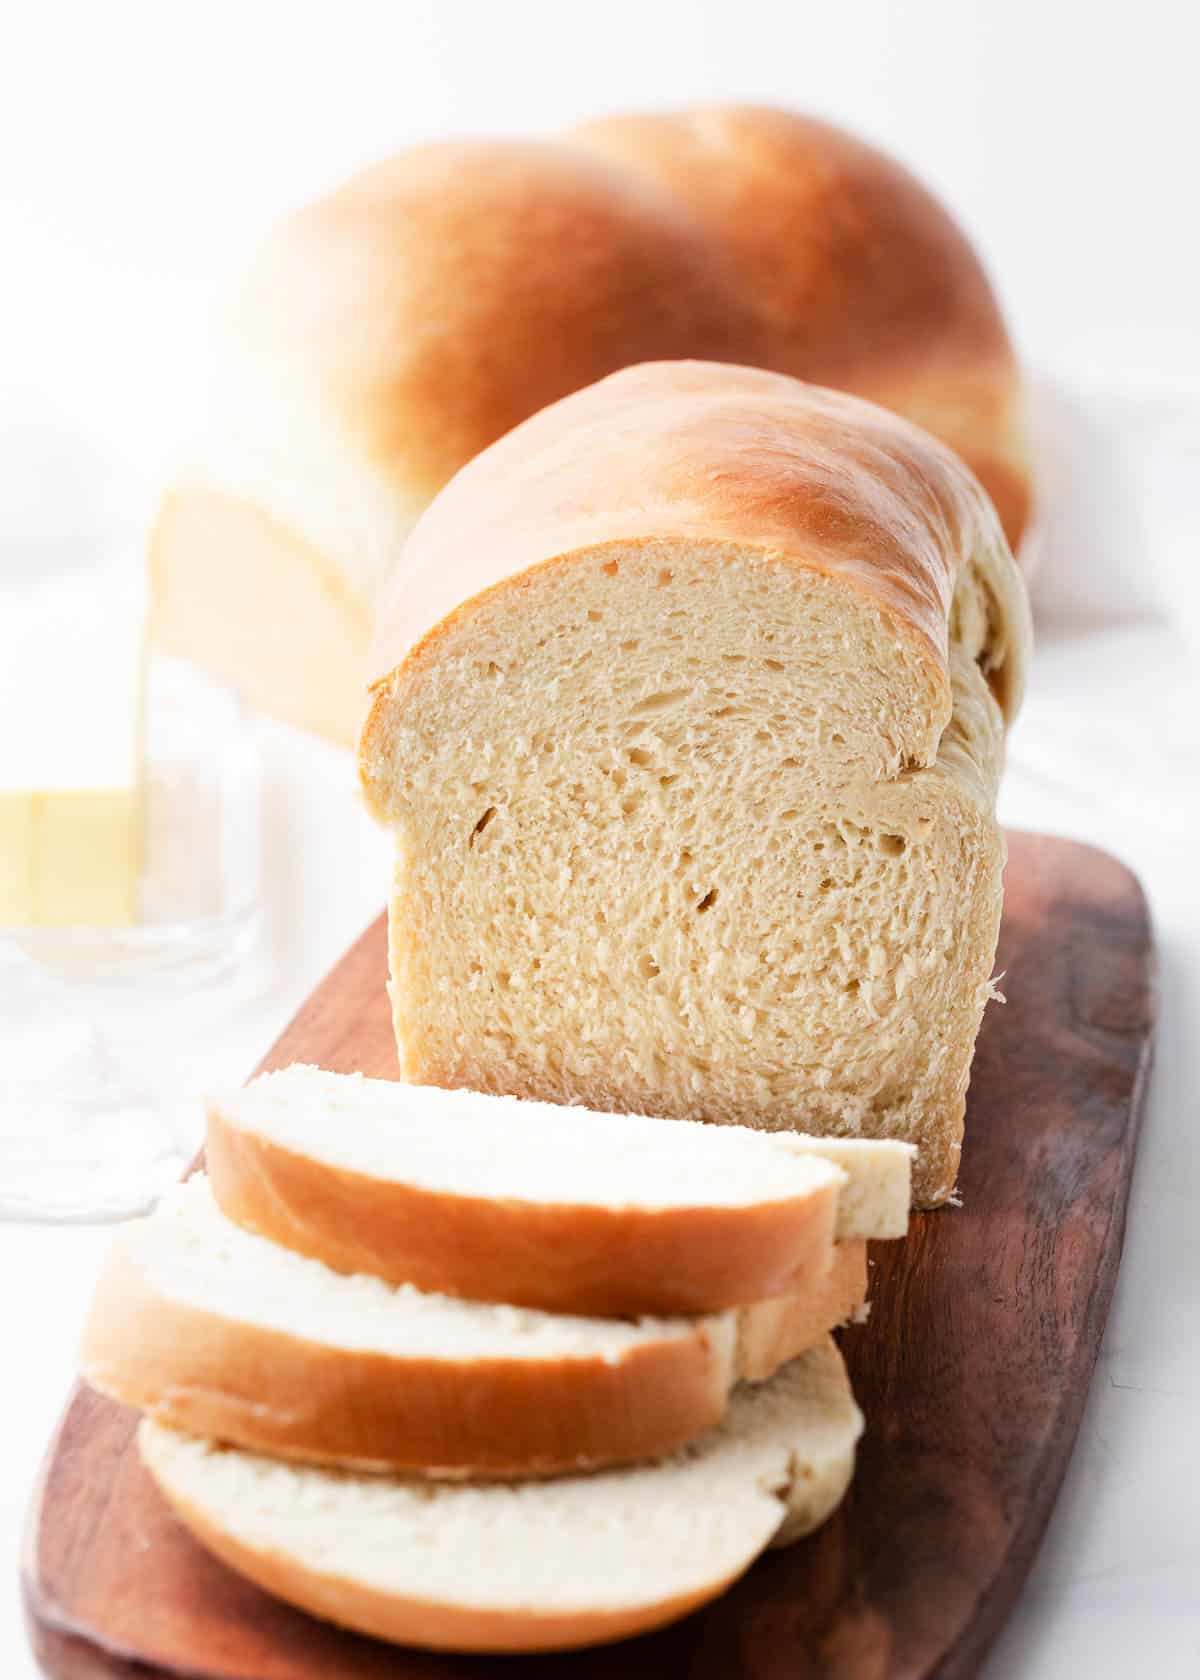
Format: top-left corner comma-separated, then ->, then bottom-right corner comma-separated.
205,1064 -> 911,1313
80,1177 -> 867,1476
151,104 -> 1031,742
139,1339 -> 863,1653
360,362 -> 1031,1205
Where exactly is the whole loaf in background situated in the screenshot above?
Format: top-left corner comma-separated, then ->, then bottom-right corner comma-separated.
151,105 -> 1032,743
360,360 -> 1032,1206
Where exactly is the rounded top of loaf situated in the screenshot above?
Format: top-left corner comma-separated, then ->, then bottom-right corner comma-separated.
218,104 -> 1030,555
361,360 -> 1028,812
226,137 -> 755,505
569,106 -> 1010,373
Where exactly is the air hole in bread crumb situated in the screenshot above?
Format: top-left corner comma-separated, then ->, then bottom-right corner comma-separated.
695,888 -> 718,913
587,609 -> 602,622
627,747 -> 653,767
601,560 -> 619,577
831,732 -> 845,745
657,568 -> 674,587
631,687 -> 690,716
620,639 -> 640,653
638,953 -> 661,980
659,773 -> 678,788
781,757 -> 800,769
879,833 -> 907,856
469,807 -> 497,846
844,979 -> 861,997
763,658 -> 785,672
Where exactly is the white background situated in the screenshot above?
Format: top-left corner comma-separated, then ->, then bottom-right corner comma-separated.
2,4 -> 1198,1677
2,0 -> 1198,489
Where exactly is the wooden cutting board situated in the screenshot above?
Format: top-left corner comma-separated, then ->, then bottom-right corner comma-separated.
22,831 -> 1156,1680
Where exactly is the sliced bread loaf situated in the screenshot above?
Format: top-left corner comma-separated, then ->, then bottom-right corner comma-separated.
151,108 -> 1030,747
206,1064 -> 910,1313
359,362 -> 1030,1204
82,1178 -> 867,1476
139,1338 -> 863,1653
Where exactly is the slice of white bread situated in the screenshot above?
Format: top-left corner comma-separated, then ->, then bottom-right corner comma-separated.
81,1178 -> 867,1477
140,1338 -> 863,1653
206,1064 -> 911,1315
360,363 -> 1031,1205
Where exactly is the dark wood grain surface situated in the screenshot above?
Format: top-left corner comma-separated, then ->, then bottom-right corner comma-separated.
22,831 -> 1156,1680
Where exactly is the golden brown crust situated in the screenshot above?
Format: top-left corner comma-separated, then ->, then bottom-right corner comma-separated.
229,107 -> 1030,551
206,1101 -> 841,1317
140,1457 -> 741,1653
229,139 -> 757,503
80,1243 -> 728,1476
152,105 -> 1030,744
736,1243 -> 867,1383
570,108 -> 1011,377
361,362 -> 1026,807
81,1226 -> 864,1478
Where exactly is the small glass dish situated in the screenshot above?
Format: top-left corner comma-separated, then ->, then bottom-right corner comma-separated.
1,652 -> 261,1220
8,653 -> 261,984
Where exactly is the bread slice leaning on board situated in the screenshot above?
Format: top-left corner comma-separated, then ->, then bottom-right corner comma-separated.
139,1338 -> 863,1655
360,361 -> 1032,1206
80,1177 -> 868,1476
205,1064 -> 912,1314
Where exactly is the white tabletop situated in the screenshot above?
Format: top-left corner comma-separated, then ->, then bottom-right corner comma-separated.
2,381 -> 1197,1677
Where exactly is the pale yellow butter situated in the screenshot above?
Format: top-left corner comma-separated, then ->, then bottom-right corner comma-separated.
0,572 -> 146,928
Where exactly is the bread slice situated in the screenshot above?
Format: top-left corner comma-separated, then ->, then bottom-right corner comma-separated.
206,1064 -> 910,1313
139,1339 -> 863,1653
360,362 -> 1030,1204
82,1178 -> 867,1477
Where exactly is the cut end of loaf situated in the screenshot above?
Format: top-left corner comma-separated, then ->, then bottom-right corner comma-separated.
150,487 -> 373,744
366,537 -> 1007,1204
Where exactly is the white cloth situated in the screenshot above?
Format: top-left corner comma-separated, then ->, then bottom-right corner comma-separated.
984,380 -> 1199,1676
1,376 -> 1198,1676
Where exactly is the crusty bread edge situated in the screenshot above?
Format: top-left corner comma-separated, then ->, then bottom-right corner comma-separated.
205,1102 -> 844,1316
138,1328 -> 862,1655
736,1242 -> 867,1383
138,1425 -> 758,1653
81,1233 -> 867,1477
80,1242 -> 731,1476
